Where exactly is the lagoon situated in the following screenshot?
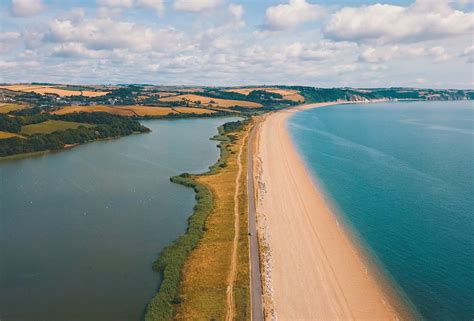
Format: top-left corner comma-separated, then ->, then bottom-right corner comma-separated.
0,117 -> 238,321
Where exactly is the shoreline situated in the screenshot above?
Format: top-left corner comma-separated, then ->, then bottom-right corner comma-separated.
255,102 -> 417,320
145,118 -> 251,320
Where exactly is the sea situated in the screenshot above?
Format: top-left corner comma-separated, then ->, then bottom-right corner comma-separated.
288,100 -> 474,321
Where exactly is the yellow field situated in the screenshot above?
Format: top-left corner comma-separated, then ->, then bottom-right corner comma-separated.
157,92 -> 178,98
115,106 -> 177,117
79,91 -> 110,97
175,126 -> 250,320
225,87 -> 304,102
174,107 -> 216,114
54,104 -> 241,117
0,103 -> 28,113
52,105 -> 180,117
0,131 -> 24,139
0,85 -> 109,97
21,120 -> 95,135
52,105 -> 135,116
160,94 -> 262,108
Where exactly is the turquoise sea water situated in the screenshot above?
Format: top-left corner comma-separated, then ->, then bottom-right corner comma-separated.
0,117 -> 238,321
288,101 -> 473,321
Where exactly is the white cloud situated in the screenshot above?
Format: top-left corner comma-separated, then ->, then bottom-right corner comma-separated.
333,63 -> 358,74
45,17 -> 186,54
429,46 -> 451,63
173,0 -> 222,12
98,0 -> 165,13
325,0 -> 474,43
284,41 -> 357,61
227,4 -> 245,29
359,45 -> 425,63
11,0 -> 44,17
0,32 -> 21,42
52,42 -> 108,58
263,0 -> 325,30
136,0 -> 165,14
359,45 -> 451,64
229,4 -> 244,21
1,0 -> 472,88
0,32 -> 21,53
0,60 -> 20,69
96,0 -> 133,8
460,45 -> 474,63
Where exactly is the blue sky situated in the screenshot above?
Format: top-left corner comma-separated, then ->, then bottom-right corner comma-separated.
0,0 -> 473,88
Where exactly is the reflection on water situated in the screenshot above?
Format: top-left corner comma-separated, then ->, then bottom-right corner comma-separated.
0,117 -> 239,321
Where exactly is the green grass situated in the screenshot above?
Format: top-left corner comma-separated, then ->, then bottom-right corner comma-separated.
144,118 -> 250,321
20,120 -> 95,135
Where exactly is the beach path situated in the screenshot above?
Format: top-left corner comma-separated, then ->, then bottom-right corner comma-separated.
256,103 -> 401,321
225,129 -> 248,321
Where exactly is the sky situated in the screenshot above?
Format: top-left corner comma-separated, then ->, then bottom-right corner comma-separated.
0,0 -> 473,88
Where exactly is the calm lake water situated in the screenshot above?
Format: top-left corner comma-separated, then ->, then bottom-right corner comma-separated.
289,101 -> 474,321
0,117 -> 238,321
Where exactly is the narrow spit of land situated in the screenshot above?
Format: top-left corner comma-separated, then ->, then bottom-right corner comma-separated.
172,122 -> 251,321
255,103 -> 411,320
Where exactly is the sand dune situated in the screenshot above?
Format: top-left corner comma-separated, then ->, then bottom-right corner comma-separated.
255,103 -> 408,320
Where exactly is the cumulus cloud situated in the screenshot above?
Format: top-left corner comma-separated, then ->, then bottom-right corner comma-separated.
229,4 -> 244,21
136,0 -> 165,14
359,45 -> 451,64
460,45 -> 474,63
11,0 -> 44,17
45,16 -> 186,54
429,46 -> 451,63
325,0 -> 474,43
2,0 -> 472,88
0,32 -> 21,53
0,32 -> 21,42
227,4 -> 245,29
173,0 -> 222,12
263,0 -> 325,30
96,0 -> 133,8
52,42 -> 108,58
359,45 -> 425,63
284,41 -> 357,61
195,3 -> 246,52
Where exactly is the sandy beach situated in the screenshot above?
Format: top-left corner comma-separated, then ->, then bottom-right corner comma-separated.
255,103 -> 404,320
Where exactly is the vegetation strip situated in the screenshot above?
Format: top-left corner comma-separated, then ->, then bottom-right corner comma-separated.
145,119 -> 250,321
225,129 -> 249,321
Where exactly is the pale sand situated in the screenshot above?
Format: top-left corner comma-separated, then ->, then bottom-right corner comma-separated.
255,103 -> 407,321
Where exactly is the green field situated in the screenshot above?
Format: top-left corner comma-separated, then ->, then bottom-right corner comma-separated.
0,103 -> 28,114
21,120 -> 95,135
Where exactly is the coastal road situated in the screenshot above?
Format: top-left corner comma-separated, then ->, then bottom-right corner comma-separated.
248,124 -> 264,321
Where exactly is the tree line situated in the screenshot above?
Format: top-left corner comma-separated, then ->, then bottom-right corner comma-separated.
0,112 -> 150,157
